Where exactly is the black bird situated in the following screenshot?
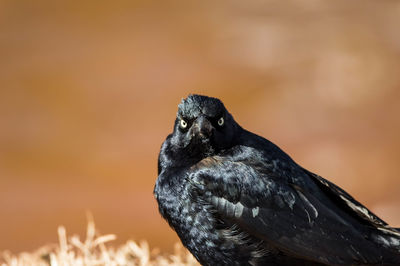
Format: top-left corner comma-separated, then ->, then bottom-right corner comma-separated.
154,94 -> 400,265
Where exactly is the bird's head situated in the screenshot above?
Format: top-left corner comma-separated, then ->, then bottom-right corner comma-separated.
170,94 -> 239,158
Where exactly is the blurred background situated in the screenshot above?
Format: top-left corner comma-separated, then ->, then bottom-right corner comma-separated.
1,0 -> 400,254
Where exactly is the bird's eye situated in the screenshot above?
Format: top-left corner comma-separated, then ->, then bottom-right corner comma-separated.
180,119 -> 188,129
218,117 -> 224,126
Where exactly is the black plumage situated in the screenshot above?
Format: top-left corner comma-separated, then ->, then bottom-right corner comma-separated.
154,94 -> 400,265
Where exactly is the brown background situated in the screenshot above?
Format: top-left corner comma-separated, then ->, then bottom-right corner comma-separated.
1,0 -> 400,253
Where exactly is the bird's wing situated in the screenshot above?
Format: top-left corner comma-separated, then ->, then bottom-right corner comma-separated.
303,168 -> 391,228
303,169 -> 400,244
189,157 -> 390,265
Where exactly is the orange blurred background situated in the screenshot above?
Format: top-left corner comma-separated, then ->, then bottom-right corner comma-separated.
1,0 -> 400,253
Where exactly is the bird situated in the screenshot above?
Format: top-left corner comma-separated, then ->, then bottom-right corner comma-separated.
154,94 -> 400,265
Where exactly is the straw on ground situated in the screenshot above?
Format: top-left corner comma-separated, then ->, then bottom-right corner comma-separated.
1,216 -> 199,266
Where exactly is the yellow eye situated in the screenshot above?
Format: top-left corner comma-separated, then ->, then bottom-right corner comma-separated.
180,119 -> 187,128
218,117 -> 224,126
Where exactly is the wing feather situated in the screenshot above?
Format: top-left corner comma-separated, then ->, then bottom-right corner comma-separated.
193,157 -> 395,264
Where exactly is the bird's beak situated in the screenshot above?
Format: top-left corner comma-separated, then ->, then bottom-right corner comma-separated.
191,116 -> 213,139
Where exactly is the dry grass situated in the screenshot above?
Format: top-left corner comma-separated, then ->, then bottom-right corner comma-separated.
0,216 -> 199,266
